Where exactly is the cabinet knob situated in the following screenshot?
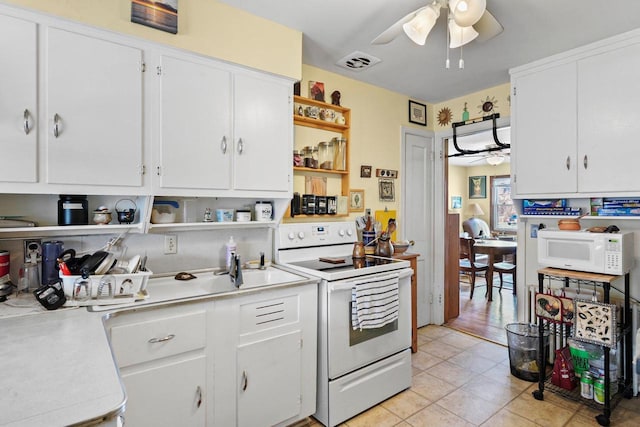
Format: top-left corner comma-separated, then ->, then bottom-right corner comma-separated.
53,113 -> 61,138
220,136 -> 227,154
237,138 -> 244,154
583,155 -> 588,169
23,109 -> 32,135
565,156 -> 571,171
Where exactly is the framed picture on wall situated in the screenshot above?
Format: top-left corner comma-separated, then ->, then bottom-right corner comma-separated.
469,176 -> 486,199
349,189 -> 365,212
131,0 -> 178,34
451,196 -> 462,209
379,179 -> 395,202
408,100 -> 427,126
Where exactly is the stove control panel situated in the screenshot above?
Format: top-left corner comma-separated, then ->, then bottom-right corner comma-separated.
277,221 -> 358,249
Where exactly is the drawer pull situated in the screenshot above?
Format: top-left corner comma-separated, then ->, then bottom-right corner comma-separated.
196,385 -> 202,408
148,334 -> 175,343
53,113 -> 61,138
23,109 -> 32,135
241,370 -> 248,391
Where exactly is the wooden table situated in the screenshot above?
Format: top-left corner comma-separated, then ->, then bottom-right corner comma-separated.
473,239 -> 517,301
393,252 -> 419,352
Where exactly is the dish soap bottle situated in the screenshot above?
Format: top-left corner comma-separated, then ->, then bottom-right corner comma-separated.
226,236 -> 237,270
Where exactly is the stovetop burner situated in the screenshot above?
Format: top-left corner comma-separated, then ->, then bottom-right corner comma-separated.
288,255 -> 403,273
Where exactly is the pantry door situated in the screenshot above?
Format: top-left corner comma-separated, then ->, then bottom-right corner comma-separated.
402,127 -> 435,327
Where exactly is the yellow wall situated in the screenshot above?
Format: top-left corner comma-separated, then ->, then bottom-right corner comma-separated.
2,0 -> 302,80
296,65 -> 432,228
432,83 -> 510,128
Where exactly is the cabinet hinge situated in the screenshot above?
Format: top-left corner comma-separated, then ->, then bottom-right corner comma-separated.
140,165 -> 146,175
156,65 -> 162,76
513,86 -> 516,96
299,338 -> 303,349
140,62 -> 146,73
156,166 -> 161,176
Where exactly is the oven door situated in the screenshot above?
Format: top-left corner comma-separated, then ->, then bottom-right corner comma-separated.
326,268 -> 412,379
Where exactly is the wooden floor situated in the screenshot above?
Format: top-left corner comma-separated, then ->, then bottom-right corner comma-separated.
444,274 -> 517,346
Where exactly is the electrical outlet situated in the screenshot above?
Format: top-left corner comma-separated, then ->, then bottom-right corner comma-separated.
164,235 -> 177,254
23,239 -> 42,263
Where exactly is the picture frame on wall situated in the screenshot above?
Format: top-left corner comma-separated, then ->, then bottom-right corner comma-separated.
379,179 -> 395,202
360,165 -> 372,178
408,100 -> 427,126
469,176 -> 487,199
309,81 -> 325,102
451,196 -> 462,209
349,189 -> 365,212
131,0 -> 178,34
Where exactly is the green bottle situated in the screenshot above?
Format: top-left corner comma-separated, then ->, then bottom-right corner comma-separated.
462,102 -> 469,121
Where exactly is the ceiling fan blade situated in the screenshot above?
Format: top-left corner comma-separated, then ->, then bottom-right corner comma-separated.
371,7 -> 427,45
473,9 -> 503,43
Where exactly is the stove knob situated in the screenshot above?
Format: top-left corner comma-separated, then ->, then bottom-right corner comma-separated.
297,231 -> 305,240
346,229 -> 354,236
288,232 -> 295,240
338,229 -> 345,237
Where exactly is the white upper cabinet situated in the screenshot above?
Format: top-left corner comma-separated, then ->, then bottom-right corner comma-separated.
45,27 -> 144,188
155,52 -> 293,197
232,72 -> 292,193
157,53 -> 232,191
577,41 -> 640,193
511,62 -> 577,196
511,29 -> 640,198
0,14 -> 37,183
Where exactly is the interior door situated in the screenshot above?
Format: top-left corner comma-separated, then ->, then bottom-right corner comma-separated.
402,128 -> 433,327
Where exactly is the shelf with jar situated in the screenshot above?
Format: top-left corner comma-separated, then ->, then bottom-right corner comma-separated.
289,96 -> 350,221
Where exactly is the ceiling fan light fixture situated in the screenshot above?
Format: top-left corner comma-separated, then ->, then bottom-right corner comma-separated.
402,5 -> 440,45
448,19 -> 479,48
449,0 -> 486,27
486,154 -> 505,165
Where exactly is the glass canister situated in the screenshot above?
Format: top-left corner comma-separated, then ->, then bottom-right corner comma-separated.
303,146 -> 318,169
317,141 -> 334,170
332,137 -> 346,171
293,149 -> 303,167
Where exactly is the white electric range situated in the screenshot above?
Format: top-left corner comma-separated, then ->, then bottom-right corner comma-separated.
276,221 -> 413,426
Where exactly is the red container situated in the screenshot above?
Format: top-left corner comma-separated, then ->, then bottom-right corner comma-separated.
0,250 -> 9,277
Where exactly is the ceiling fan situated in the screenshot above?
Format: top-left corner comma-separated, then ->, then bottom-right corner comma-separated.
371,0 -> 503,66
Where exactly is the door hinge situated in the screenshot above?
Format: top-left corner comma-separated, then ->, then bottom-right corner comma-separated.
141,165 -> 146,175
438,294 -> 442,304
156,65 -> 162,76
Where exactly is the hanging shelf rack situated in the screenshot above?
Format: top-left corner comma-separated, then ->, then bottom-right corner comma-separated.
447,113 -> 510,157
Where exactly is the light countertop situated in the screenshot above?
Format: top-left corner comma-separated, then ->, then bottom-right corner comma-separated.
0,266 -> 315,426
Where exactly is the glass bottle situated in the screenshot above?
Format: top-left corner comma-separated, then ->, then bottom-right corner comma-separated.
332,137 -> 346,171
317,141 -> 334,170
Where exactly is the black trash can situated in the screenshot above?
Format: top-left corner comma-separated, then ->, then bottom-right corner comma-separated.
505,323 -> 549,381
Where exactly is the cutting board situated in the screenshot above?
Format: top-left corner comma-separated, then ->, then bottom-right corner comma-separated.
375,210 -> 397,241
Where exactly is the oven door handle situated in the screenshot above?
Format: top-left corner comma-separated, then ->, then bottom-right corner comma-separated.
328,269 -> 411,292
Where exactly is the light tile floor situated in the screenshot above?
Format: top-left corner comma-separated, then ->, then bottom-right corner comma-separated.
306,325 -> 640,427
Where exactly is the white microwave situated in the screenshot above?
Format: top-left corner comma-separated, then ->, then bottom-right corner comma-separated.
537,229 -> 635,275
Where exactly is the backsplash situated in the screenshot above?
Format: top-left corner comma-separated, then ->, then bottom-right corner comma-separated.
1,228 -> 274,284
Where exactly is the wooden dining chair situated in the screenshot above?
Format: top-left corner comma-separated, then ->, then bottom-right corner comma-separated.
494,252 -> 516,295
459,237 -> 489,299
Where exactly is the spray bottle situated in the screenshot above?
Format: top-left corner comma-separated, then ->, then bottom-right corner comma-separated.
226,236 -> 237,270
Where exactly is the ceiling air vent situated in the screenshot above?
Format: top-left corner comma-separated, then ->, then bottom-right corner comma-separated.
336,51 -> 381,72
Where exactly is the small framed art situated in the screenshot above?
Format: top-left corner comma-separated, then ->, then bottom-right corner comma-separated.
469,176 -> 486,199
131,0 -> 178,34
451,196 -> 462,209
379,179 -> 395,202
409,100 -> 427,126
360,165 -> 372,178
349,189 -> 365,212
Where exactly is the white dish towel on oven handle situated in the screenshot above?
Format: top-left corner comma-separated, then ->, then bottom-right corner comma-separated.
351,273 -> 400,330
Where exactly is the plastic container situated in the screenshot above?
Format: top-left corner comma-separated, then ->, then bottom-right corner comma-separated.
151,200 -> 179,224
505,323 -> 550,381
254,201 -> 273,222
216,209 -> 234,222
58,195 -> 88,226
236,210 -> 251,222
226,236 -> 236,270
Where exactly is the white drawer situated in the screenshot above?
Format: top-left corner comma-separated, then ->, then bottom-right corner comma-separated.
110,310 -> 206,368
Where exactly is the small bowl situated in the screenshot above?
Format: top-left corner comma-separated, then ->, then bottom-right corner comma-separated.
558,219 -> 581,230
392,240 -> 412,254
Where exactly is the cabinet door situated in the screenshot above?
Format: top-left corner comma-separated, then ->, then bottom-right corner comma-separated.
121,355 -> 206,427
233,73 -> 291,193
577,41 -> 640,193
512,62 -> 577,196
0,14 -> 37,183
45,27 -> 143,187
158,54 -> 232,190
237,330 -> 302,427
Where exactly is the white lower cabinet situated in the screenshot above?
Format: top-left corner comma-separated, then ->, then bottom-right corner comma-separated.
107,303 -> 209,426
120,356 -> 206,426
213,283 -> 318,427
